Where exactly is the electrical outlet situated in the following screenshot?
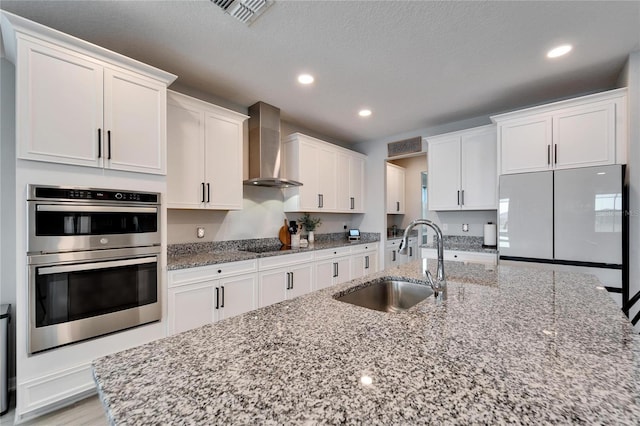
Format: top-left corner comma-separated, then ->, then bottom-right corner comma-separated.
462,224 -> 469,232
196,227 -> 205,238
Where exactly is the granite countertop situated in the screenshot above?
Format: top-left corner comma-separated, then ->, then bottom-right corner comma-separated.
421,235 -> 498,254
93,260 -> 640,424
168,238 -> 380,270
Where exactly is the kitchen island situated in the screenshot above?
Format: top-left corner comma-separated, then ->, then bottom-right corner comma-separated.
92,260 -> 640,424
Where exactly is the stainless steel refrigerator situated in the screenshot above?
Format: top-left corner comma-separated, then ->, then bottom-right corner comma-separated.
499,165 -> 625,303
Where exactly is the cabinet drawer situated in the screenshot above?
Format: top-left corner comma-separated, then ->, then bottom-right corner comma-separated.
422,248 -> 497,265
169,259 -> 257,287
258,252 -> 315,270
314,246 -> 352,260
350,243 -> 378,254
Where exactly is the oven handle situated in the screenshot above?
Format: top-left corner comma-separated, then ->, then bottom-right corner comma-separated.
37,256 -> 158,275
36,205 -> 158,214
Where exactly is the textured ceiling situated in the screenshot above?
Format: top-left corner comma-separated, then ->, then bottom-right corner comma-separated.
1,1 -> 639,144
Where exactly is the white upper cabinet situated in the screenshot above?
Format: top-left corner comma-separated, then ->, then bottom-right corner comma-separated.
427,124 -> 497,211
167,91 -> 248,210
2,12 -> 176,174
349,156 -> 365,212
103,68 -> 167,173
386,162 -> 406,214
284,133 -> 366,213
492,88 -> 627,175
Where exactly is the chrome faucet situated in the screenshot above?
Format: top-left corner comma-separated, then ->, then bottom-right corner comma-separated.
398,219 -> 446,293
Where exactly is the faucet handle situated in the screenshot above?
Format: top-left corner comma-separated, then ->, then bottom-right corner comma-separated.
425,269 -> 435,289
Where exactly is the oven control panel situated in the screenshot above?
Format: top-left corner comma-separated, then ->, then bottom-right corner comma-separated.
29,185 -> 159,203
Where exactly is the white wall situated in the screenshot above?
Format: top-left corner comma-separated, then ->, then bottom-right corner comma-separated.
0,52 -> 17,385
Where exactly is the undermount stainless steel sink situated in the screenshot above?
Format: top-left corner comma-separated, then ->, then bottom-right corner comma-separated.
335,279 -> 433,312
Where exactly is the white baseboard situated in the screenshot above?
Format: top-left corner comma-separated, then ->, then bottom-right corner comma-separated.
14,363 -> 96,424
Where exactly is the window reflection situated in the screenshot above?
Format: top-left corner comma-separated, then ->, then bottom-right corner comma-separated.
498,198 -> 510,248
594,193 -> 622,232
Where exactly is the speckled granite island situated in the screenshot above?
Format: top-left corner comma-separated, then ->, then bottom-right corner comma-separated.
92,260 -> 640,424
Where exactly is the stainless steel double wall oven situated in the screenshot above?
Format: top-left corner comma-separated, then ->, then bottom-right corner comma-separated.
27,185 -> 161,354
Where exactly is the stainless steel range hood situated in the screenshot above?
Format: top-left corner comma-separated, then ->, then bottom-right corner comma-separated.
243,102 -> 302,188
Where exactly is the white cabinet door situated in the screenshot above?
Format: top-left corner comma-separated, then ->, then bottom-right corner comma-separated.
317,146 -> 337,210
364,251 -> 378,275
427,136 -> 461,210
349,156 -> 365,212
167,101 -> 206,208
168,281 -> 215,335
384,246 -> 399,268
315,260 -> 335,290
499,116 -> 552,175
386,163 -> 406,214
336,152 -> 351,211
428,125 -> 497,211
15,37 -> 171,174
204,111 -> 244,210
351,255 -> 365,280
284,133 -> 367,213
406,238 -> 419,263
495,89 -> 625,175
461,128 -> 497,209
166,91 -> 247,210
259,263 -> 314,307
103,67 -> 166,174
17,38 -> 103,168
553,101 -> 615,170
259,269 -> 288,308
353,250 -> 378,278
334,257 -> 351,285
315,257 -> 350,289
297,141 -> 321,210
217,274 -> 257,321
288,263 -> 314,299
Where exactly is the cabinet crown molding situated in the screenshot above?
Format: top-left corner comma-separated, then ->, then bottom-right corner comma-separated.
490,88 -> 627,123
1,10 -> 177,84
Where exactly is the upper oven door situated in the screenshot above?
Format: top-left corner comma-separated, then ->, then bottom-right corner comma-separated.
28,203 -> 160,254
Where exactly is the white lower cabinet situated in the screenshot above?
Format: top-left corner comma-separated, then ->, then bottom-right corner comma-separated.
258,252 -> 315,307
167,260 -> 258,335
315,247 -> 352,290
168,244 -> 382,333
385,239 -> 402,268
350,244 -> 379,280
385,238 -> 416,268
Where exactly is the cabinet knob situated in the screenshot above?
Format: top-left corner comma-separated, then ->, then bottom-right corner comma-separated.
218,269 -> 222,274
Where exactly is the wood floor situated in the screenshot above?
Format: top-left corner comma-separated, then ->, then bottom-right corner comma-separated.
1,395 -> 107,426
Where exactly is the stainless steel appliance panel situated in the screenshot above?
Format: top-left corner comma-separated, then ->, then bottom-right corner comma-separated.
27,184 -> 160,254
28,246 -> 161,354
554,165 -> 623,264
498,171 -> 554,259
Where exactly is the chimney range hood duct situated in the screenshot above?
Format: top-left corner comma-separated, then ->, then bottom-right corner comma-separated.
243,101 -> 302,188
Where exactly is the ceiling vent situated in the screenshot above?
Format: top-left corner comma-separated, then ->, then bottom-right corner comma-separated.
211,0 -> 272,25
387,136 -> 423,158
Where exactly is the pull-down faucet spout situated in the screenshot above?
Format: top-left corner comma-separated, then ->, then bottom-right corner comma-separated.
398,219 -> 446,292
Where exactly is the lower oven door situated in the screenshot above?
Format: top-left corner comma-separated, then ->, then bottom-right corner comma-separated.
28,246 -> 161,354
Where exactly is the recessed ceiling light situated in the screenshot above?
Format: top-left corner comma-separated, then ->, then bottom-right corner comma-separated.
297,74 -> 314,85
358,109 -> 372,117
547,44 -> 572,59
